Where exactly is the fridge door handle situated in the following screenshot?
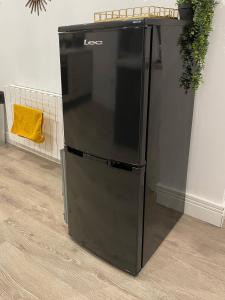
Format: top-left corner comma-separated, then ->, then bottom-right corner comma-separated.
67,146 -> 84,157
67,146 -> 107,164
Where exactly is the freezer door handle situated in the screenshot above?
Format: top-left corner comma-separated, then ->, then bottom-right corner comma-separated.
110,161 -> 142,172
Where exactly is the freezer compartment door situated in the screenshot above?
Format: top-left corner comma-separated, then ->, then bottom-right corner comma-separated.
59,26 -> 151,165
65,148 -> 145,275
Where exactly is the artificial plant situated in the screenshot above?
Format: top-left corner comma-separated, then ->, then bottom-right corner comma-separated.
178,0 -> 217,92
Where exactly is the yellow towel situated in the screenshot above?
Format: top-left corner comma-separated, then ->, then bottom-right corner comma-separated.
11,104 -> 45,143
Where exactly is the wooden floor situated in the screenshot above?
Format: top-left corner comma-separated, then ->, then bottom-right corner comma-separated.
0,145 -> 224,300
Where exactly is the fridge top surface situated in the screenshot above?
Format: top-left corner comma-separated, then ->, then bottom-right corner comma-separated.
58,18 -> 187,33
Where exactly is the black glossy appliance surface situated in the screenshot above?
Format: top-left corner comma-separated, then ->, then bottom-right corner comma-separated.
65,148 -> 145,275
59,23 -> 151,166
0,91 -> 5,104
59,19 -> 194,276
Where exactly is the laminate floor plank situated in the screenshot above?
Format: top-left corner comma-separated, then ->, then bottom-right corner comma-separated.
0,172 -> 65,234
0,242 -> 83,300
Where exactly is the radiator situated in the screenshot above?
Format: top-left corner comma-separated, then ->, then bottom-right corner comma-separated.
3,85 -> 64,161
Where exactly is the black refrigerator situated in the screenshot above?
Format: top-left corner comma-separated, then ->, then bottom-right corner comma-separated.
59,18 -> 194,275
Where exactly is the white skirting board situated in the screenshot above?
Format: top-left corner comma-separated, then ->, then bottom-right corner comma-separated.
156,184 -> 225,228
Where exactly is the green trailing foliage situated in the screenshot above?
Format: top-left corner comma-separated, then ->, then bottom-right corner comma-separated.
177,0 -> 217,92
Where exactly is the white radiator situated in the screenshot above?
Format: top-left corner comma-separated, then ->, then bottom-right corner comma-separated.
3,85 -> 64,161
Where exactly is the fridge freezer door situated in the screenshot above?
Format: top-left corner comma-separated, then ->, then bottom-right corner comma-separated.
65,148 -> 145,275
59,26 -> 152,165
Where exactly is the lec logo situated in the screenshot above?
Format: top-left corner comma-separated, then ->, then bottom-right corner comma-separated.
84,39 -> 103,46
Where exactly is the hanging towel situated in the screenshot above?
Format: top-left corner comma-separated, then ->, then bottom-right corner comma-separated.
11,104 -> 45,143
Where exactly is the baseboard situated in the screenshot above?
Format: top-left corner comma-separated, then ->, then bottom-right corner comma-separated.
6,133 -> 61,164
156,184 -> 225,228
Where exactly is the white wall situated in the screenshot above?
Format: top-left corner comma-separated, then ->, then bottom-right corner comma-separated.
0,0 -> 225,223
186,3 -> 225,207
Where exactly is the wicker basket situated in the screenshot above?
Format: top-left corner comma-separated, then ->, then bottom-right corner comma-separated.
94,6 -> 179,23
